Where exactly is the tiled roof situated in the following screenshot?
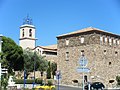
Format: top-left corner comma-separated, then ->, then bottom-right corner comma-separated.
57,27 -> 120,38
36,44 -> 57,50
41,44 -> 57,50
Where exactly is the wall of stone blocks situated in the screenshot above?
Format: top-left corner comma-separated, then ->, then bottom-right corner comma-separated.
57,32 -> 120,88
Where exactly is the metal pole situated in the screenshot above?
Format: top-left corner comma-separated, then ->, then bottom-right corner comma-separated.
83,68 -> 84,90
33,59 -> 35,88
82,54 -> 84,90
58,74 -> 59,90
88,82 -> 90,90
33,39 -> 37,88
24,70 -> 26,88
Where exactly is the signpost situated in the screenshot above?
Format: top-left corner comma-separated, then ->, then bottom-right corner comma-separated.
77,67 -> 90,73
24,70 -> 26,88
56,70 -> 61,90
77,54 -> 90,90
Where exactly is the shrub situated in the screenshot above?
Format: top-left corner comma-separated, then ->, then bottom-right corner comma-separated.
35,78 -> 43,85
47,67 -> 51,79
14,79 -> 34,84
14,78 -> 44,84
116,76 -> 120,85
47,80 -> 53,86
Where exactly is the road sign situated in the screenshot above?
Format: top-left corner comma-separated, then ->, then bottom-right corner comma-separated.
79,55 -> 88,67
77,67 -> 90,73
56,70 -> 62,79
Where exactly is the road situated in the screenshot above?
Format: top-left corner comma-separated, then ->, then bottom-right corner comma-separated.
56,85 -> 82,90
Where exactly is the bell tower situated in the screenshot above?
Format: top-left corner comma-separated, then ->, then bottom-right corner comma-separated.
19,15 -> 36,49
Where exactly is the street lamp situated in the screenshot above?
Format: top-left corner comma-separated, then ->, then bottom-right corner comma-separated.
32,51 -> 36,88
33,38 -> 37,88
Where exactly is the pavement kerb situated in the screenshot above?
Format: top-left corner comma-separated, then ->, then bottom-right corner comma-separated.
57,84 -> 82,88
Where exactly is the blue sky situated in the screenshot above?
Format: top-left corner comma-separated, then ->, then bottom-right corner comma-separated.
0,0 -> 120,46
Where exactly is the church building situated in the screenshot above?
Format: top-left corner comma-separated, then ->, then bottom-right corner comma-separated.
19,16 -> 57,62
19,16 -> 120,88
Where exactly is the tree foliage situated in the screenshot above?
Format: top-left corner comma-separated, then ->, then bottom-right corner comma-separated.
116,76 -> 120,85
51,62 -> 57,78
23,49 -> 48,78
1,36 -> 24,74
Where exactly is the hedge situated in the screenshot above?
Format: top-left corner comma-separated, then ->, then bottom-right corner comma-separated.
14,79 -> 43,84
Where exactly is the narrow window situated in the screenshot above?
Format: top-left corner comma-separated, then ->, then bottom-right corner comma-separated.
103,36 -> 105,43
113,39 -> 116,45
37,49 -> 39,52
66,39 -> 69,46
111,38 -> 113,45
104,50 -> 106,55
115,51 -> 118,56
81,50 -> 84,55
100,36 -> 103,44
107,37 -> 109,44
116,40 -> 118,45
22,29 -> 24,37
40,50 -> 41,55
66,52 -> 69,61
109,62 -> 111,65
29,29 -> 32,37
109,38 -> 112,45
105,37 -> 107,42
117,40 -> 119,45
80,37 -> 84,43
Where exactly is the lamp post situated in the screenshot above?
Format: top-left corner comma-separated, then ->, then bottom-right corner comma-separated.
80,54 -> 87,90
33,52 -> 36,88
33,38 -> 37,88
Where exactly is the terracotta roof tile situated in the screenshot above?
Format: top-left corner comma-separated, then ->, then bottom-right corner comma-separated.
57,27 -> 120,38
36,44 -> 57,50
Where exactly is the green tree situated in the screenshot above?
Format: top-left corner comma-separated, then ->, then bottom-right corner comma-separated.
23,49 -> 48,78
51,62 -> 57,78
36,56 -> 48,77
23,49 -> 35,78
2,36 -> 24,74
47,61 -> 51,79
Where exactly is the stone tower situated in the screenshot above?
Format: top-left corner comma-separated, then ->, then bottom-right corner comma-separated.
19,16 -> 36,49
57,27 -> 120,87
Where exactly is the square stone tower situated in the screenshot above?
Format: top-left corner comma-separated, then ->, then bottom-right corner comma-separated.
57,27 -> 120,88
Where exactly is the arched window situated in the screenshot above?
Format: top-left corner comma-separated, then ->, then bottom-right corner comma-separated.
22,29 -> 24,37
29,29 -> 32,37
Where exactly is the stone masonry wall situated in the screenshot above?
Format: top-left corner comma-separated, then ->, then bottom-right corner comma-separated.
57,32 -> 120,88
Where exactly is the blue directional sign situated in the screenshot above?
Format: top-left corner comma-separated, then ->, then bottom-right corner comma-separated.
79,55 -> 88,67
77,67 -> 90,73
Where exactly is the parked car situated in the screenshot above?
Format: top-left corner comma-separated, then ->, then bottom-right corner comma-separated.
85,82 -> 105,90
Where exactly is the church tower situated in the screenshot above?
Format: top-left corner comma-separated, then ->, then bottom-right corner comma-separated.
19,16 -> 36,49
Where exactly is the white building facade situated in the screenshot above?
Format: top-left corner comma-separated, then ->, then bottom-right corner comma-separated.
19,16 -> 37,49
